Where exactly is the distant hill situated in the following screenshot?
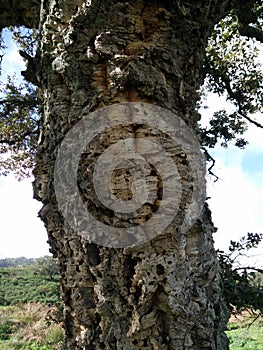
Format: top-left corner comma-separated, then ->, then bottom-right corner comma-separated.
0,257 -> 36,268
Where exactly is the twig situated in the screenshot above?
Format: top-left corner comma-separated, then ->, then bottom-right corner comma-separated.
202,147 -> 219,182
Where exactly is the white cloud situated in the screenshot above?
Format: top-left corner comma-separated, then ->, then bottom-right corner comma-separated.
244,123 -> 263,150
1,29 -> 26,79
207,146 -> 263,267
0,176 -> 50,258
200,89 -> 263,268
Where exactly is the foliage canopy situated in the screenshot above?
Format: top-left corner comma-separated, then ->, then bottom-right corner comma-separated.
217,233 -> 263,314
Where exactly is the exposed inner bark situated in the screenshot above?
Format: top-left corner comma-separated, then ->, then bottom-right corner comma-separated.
31,1 -> 235,349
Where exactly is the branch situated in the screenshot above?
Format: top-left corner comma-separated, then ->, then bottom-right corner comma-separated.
201,147 -> 219,182
218,70 -> 263,129
247,313 -> 261,329
19,50 -> 39,86
0,97 -> 38,107
0,129 -> 38,146
238,110 -> 263,129
233,266 -> 263,273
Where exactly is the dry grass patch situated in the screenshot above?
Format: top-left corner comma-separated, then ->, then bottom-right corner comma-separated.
0,303 -> 64,349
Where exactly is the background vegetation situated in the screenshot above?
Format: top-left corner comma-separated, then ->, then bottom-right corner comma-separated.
0,257 -> 63,349
0,303 -> 63,349
0,256 -> 60,306
0,247 -> 262,349
226,312 -> 263,350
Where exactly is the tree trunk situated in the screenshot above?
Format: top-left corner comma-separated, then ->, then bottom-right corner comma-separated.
0,0 -> 40,29
33,1 -> 232,349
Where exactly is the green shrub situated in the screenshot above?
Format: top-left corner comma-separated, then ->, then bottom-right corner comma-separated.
0,321 -> 13,340
0,264 -> 60,306
26,342 -> 52,350
218,233 -> 263,314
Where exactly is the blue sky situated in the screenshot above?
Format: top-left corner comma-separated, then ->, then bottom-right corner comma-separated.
242,150 -> 263,177
0,30 -> 262,266
202,93 -> 263,267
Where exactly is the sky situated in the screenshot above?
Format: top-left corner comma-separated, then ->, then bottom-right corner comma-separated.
203,95 -> 263,268
0,30 -> 262,266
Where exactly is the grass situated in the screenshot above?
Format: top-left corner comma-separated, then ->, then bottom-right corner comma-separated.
226,311 -> 263,350
0,303 -> 262,349
0,303 -> 64,349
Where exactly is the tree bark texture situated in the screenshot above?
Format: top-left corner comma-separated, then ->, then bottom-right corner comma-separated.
0,0 -> 40,29
33,1 -> 233,349
30,0 -> 236,349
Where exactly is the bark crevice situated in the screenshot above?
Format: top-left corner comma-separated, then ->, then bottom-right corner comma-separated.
33,1 -> 236,349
